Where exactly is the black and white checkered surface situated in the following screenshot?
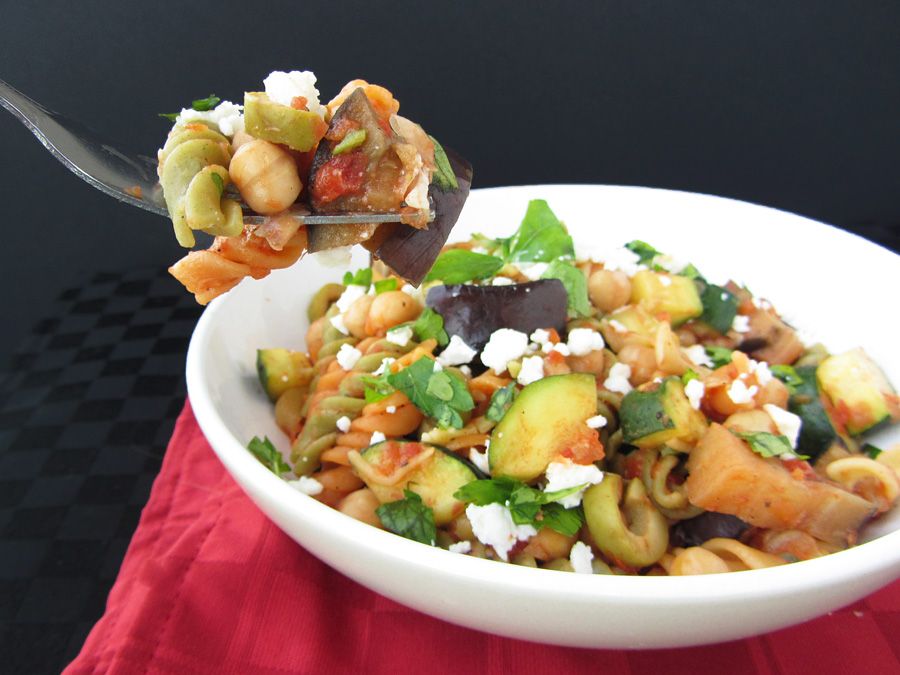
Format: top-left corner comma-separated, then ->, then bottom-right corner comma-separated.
0,269 -> 203,674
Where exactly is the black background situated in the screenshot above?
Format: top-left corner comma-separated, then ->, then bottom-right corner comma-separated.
2,2 -> 900,360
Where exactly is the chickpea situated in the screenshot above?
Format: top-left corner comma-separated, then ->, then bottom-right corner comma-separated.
567,349 -> 605,376
230,128 -> 255,151
229,139 -> 301,215
589,269 -> 632,313
337,488 -> 384,529
521,527 -> 577,561
305,316 -> 326,361
343,294 -> 375,338
365,291 -> 421,335
616,343 -> 656,385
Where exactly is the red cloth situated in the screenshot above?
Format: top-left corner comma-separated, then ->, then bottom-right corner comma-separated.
65,401 -> 900,675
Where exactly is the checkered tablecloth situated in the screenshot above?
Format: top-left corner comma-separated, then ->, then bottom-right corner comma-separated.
0,269 -> 202,674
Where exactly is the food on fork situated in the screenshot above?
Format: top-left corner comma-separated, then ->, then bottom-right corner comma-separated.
158,71 -> 470,304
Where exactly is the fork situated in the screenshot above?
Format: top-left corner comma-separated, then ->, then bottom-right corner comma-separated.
0,78 -> 428,226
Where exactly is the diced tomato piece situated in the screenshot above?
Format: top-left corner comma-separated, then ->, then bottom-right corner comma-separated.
558,431 -> 605,465
290,96 -> 309,110
378,441 -> 426,474
311,152 -> 368,204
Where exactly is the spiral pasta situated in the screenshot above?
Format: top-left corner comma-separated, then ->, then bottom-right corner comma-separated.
157,122 -> 243,248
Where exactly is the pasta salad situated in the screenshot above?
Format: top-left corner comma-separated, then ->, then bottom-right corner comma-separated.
249,199 -> 900,575
157,70 -> 470,304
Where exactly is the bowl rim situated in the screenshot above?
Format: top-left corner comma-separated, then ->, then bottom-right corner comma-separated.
187,183 -> 900,605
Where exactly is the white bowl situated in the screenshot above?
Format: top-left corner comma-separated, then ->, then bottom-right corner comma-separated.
187,185 -> 900,649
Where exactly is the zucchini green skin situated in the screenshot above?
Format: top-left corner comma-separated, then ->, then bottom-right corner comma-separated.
244,92 -> 327,152
788,366 -> 839,460
488,373 -> 599,482
817,348 -> 897,435
256,348 -> 312,402
353,442 -> 479,525
630,271 -> 703,327
698,283 -> 739,334
620,377 -> 706,448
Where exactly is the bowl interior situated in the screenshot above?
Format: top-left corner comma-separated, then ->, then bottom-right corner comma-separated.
187,185 -> 900,647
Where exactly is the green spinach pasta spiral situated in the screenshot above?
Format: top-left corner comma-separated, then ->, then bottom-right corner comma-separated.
157,122 -> 243,247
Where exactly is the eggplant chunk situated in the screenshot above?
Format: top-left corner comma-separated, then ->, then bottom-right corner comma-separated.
685,424 -> 874,546
426,280 -> 567,353
670,512 -> 750,548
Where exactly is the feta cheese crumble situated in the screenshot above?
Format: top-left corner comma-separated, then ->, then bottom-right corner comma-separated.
763,404 -> 803,448
727,379 -> 758,404
597,247 -> 644,276
481,328 -> 529,374
685,344 -> 713,368
569,541 -> 595,575
567,328 -> 605,356
336,284 -> 367,313
603,363 -> 633,394
544,459 -> 604,508
262,70 -> 326,117
448,541 -> 472,554
437,335 -> 478,367
336,343 -> 362,371
732,315 -> 751,333
176,100 -> 245,137
329,314 -> 350,335
287,476 -> 323,496
684,378 -> 705,410
465,503 -> 536,561
749,359 -> 773,385
373,357 -> 395,376
336,415 -> 352,433
517,355 -> 545,386
370,431 -> 386,445
659,275 -> 673,287
469,446 -> 491,475
586,414 -> 608,429
386,325 -> 413,346
491,276 -> 515,286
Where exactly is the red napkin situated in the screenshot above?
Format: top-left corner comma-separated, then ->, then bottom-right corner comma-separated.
65,401 -> 900,675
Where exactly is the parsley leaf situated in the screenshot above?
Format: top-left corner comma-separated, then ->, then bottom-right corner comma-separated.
679,263 -> 703,281
412,308 -> 449,347
699,283 -> 739,334
485,383 -> 517,422
247,436 -> 291,475
862,443 -> 883,459
374,278 -> 398,294
361,368 -> 395,403
507,200 -> 575,263
159,94 -> 221,121
332,128 -> 367,155
625,240 -> 661,264
704,345 -> 734,368
424,249 -> 504,284
342,268 -> 373,287
540,503 -> 584,537
734,431 -> 809,460
210,172 -> 225,196
387,357 -> 473,428
191,94 -> 221,111
453,477 -> 587,535
540,260 -> 591,317
429,135 -> 459,191
682,369 -> 699,385
375,489 -> 437,545
771,365 -> 804,394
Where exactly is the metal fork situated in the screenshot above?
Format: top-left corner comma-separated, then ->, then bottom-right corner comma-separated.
0,78 -> 427,226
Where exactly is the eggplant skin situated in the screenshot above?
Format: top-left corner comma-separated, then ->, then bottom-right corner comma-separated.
670,511 -> 751,549
425,280 -> 568,353
373,145 -> 472,285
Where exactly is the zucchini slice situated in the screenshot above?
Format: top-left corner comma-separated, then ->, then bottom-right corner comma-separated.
349,441 -> 480,525
256,348 -> 313,401
788,365 -> 839,460
488,373 -> 602,482
630,270 -> 703,327
620,377 -> 707,449
817,348 -> 899,435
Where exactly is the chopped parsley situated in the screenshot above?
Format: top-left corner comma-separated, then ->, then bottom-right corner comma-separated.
485,383 -> 517,422
387,357 -> 473,428
332,128 -> 367,155
343,268 -> 373,287
247,436 -> 291,475
374,278 -> 398,294
704,345 -> 734,368
540,260 -> 591,317
159,94 -> 221,121
771,364 -> 804,394
734,431 -> 808,460
429,135 -> 459,191
862,443 -> 883,459
454,476 -> 586,536
376,489 -> 436,545
624,240 -> 661,264
412,307 -> 449,347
